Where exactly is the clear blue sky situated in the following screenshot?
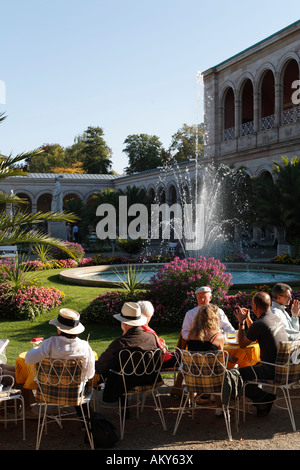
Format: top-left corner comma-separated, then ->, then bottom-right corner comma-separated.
0,0 -> 299,174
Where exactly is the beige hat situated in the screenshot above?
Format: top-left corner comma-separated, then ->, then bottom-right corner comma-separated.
113,302 -> 147,326
49,308 -> 85,334
195,286 -> 212,294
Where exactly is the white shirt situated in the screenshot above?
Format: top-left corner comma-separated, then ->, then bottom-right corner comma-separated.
181,305 -> 235,340
25,335 -> 95,380
270,301 -> 300,340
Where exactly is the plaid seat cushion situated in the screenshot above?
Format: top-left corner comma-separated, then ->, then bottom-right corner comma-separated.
35,359 -> 84,406
181,351 -> 226,394
129,380 -> 164,394
274,341 -> 300,385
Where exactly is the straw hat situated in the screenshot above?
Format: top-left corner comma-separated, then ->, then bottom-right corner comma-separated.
49,308 -> 85,334
113,302 -> 147,326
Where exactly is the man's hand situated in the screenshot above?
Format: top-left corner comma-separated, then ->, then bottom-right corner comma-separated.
291,299 -> 300,318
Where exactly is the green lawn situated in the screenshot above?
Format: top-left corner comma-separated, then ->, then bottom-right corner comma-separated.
1,269 -> 181,364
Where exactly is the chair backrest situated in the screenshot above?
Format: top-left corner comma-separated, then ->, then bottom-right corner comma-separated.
179,349 -> 229,394
116,348 -> 163,391
118,348 -> 163,377
35,358 -> 85,406
274,340 -> 300,385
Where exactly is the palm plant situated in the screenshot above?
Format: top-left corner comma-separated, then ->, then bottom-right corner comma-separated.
0,114 -> 80,257
252,156 -> 300,244
113,264 -> 147,294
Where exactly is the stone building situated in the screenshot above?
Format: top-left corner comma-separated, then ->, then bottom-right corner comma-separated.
202,19 -> 300,178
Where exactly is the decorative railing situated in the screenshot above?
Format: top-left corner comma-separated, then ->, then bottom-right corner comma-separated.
282,106 -> 300,125
259,114 -> 275,131
240,120 -> 254,136
223,126 -> 235,141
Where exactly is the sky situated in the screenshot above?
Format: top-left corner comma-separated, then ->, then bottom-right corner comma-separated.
0,0 -> 299,175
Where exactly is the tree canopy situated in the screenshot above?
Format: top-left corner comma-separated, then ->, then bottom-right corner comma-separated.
26,126 -> 112,174
123,134 -> 163,174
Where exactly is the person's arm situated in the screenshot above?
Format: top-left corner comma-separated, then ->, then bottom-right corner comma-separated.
25,339 -> 50,365
234,307 -> 252,349
219,308 -> 235,333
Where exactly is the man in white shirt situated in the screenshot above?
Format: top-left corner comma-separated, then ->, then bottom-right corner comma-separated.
171,286 -> 235,397
181,286 -> 235,342
25,308 -> 95,382
270,283 -> 300,340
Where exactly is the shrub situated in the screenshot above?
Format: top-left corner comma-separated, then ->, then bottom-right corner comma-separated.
50,242 -> 85,261
270,254 -> 300,265
116,237 -> 146,254
92,254 -> 131,265
145,256 -> 233,327
223,252 -> 249,262
80,290 -> 146,325
0,283 -> 65,320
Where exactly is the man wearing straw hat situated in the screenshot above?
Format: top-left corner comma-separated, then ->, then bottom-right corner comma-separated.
95,302 -> 160,404
25,308 -> 95,381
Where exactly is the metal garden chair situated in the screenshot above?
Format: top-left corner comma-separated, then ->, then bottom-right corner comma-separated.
173,348 -> 238,441
33,358 -> 94,449
110,348 -> 167,439
242,340 -> 300,431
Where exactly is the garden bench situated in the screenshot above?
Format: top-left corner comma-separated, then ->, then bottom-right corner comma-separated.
0,245 -> 18,259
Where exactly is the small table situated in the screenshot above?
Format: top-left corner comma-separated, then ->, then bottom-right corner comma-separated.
224,341 -> 260,369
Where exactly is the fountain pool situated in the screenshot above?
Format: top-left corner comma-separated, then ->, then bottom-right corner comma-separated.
59,263 -> 300,289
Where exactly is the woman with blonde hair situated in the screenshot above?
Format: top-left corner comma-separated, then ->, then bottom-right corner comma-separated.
187,303 -> 224,352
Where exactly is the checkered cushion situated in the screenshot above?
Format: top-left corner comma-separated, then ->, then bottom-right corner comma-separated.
35,359 -> 84,406
274,341 -> 300,385
129,380 -> 164,394
181,351 -> 226,394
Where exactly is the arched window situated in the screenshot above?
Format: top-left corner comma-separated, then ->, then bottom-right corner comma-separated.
37,193 -> 52,213
240,79 -> 254,136
282,59 -> 300,124
223,87 -> 235,140
260,70 -> 275,130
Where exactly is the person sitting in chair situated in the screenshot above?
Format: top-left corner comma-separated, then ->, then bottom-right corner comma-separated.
95,302 -> 161,405
25,308 -> 95,382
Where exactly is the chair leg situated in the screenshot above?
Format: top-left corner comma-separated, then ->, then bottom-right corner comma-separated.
173,391 -> 189,435
36,404 -> 48,450
119,395 -> 128,440
222,405 -> 233,441
19,396 -> 26,441
281,388 -> 297,432
80,402 -> 94,450
152,389 -> 167,431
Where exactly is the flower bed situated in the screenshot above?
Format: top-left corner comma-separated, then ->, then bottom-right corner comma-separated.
50,241 -> 85,261
0,283 -> 65,320
25,259 -> 78,271
271,254 -> 300,265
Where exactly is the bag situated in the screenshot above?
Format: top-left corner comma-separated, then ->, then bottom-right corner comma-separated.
85,411 -> 118,448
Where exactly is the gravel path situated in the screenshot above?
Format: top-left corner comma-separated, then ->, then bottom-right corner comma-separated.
1,380 -> 300,452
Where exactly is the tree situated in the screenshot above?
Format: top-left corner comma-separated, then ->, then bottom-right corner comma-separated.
168,123 -> 204,163
123,134 -> 163,174
27,144 -> 66,172
81,126 -> 112,174
252,156 -> 300,244
0,113 -> 79,257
